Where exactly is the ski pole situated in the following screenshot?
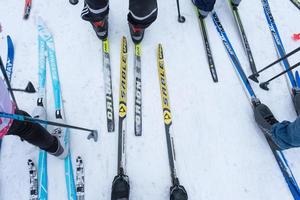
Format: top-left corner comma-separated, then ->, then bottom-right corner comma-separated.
260,61 -> 300,90
0,56 -> 19,110
249,46 -> 300,82
176,0 -> 185,23
0,112 -> 98,141
11,81 -> 36,93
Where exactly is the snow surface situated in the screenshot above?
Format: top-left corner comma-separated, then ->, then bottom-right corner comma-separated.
0,0 -> 300,199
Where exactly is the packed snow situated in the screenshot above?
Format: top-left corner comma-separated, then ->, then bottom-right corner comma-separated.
1,0 -> 300,199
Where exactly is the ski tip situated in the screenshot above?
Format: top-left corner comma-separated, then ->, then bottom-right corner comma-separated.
248,74 -> 259,83
88,129 -> 98,142
259,82 -> 270,91
25,81 -> 36,93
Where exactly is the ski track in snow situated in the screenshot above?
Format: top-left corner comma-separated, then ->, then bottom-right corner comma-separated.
0,0 -> 300,199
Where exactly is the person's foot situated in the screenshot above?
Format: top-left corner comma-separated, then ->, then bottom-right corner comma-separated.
254,103 -> 278,136
129,23 -> 144,44
111,174 -> 130,200
91,16 -> 108,40
50,119 -> 68,159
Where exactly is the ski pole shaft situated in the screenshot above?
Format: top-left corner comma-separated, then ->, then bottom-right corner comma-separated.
260,61 -> 300,90
0,56 -> 19,109
0,112 -> 98,141
176,0 -> 185,23
250,46 -> 300,79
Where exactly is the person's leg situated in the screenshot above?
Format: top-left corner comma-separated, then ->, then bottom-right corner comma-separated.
127,0 -> 158,43
6,110 -> 65,158
192,0 -> 216,18
81,0 -> 109,40
272,117 -> 300,149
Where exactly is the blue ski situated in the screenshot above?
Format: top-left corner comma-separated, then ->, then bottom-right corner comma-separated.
37,17 -> 77,200
212,11 -> 300,200
5,35 -> 14,82
261,0 -> 299,106
36,21 -> 48,200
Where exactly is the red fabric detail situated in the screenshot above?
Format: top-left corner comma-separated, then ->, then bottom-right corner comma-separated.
0,103 -> 16,139
132,26 -> 142,33
292,33 -> 300,41
93,21 -> 105,27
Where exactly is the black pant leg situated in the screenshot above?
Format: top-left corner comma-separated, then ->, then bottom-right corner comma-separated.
7,110 -> 58,153
128,0 -> 158,28
82,0 -> 109,22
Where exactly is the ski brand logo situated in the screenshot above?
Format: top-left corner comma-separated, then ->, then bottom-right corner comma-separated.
119,103 -> 127,118
158,58 -> 172,124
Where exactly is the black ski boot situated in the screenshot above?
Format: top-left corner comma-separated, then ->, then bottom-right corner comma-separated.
293,88 -> 300,115
170,178 -> 188,200
91,16 -> 108,40
111,173 -> 130,200
129,23 -> 144,44
253,103 -> 281,150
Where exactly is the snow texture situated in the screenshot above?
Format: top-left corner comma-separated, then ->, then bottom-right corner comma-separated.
0,0 -> 300,199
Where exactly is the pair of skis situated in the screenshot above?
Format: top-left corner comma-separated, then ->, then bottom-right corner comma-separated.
212,11 -> 300,199
101,39 -> 142,136
260,0 -> 300,115
0,35 -> 14,149
195,1 -> 257,82
111,37 -> 187,200
27,17 -> 82,200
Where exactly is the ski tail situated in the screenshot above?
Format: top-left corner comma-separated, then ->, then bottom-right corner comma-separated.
23,0 -> 32,19
76,156 -> 85,200
40,18 -> 77,200
261,0 -> 297,89
212,11 -> 300,199
102,39 -> 115,132
157,44 -> 188,200
134,43 -> 142,136
195,7 -> 218,82
28,159 -> 38,200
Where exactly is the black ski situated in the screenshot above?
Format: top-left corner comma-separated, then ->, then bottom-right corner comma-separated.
195,8 -> 218,82
229,1 -> 257,76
